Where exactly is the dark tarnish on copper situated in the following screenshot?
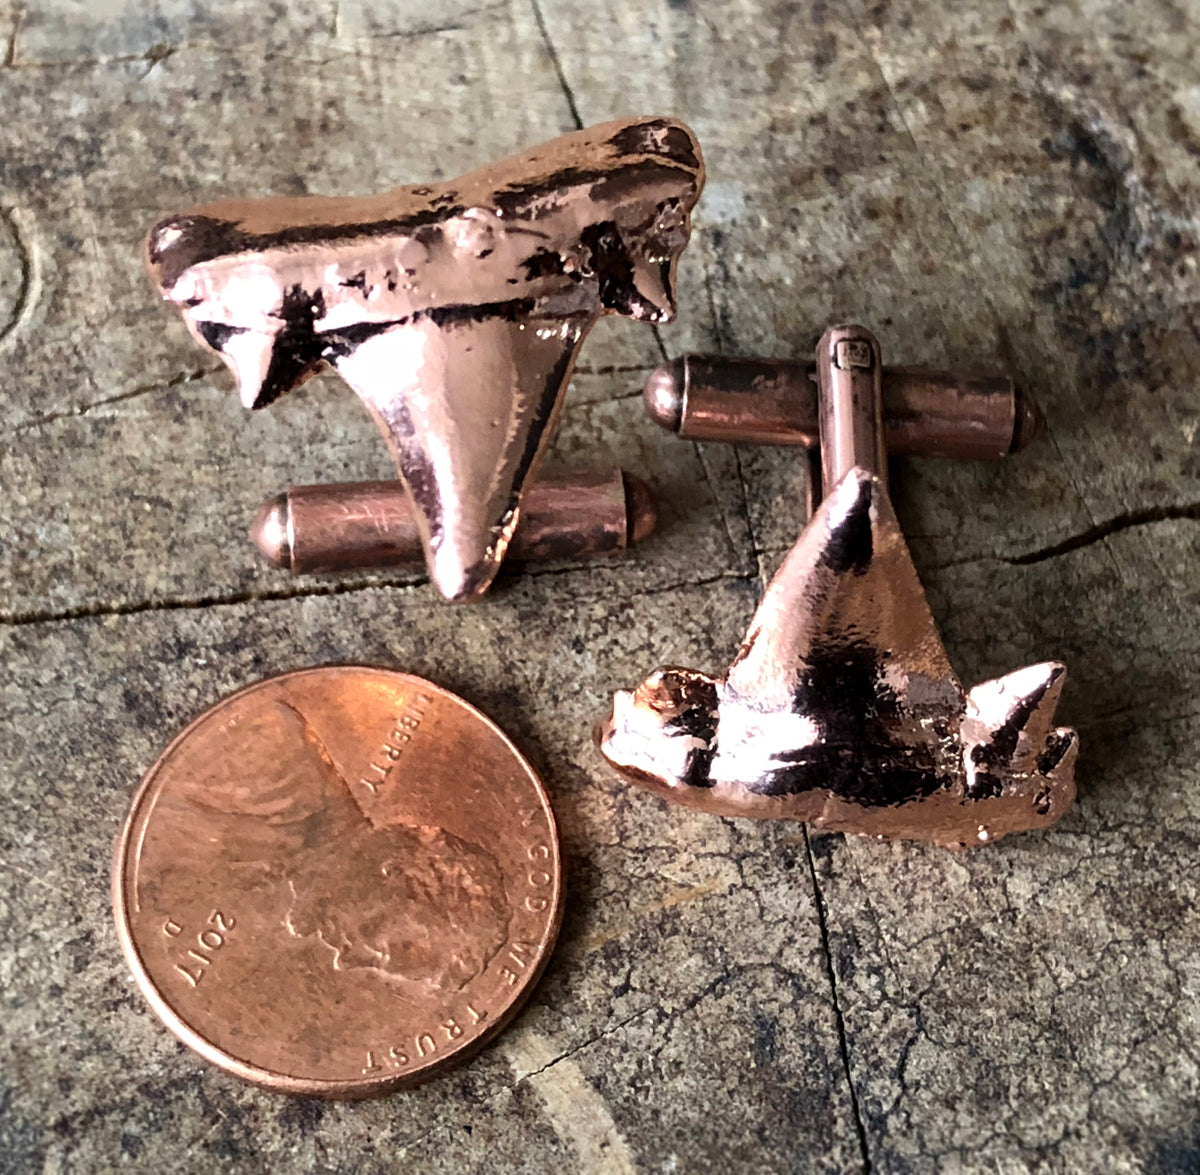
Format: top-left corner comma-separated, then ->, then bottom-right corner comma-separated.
145,117 -> 704,601
598,326 -> 1077,849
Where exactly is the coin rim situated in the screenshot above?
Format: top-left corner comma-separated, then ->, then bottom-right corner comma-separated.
112,665 -> 565,1098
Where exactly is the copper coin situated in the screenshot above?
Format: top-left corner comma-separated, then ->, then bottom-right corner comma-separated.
113,667 -> 563,1097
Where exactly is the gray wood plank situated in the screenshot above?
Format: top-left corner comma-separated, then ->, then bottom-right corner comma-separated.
3,0 -> 1199,1170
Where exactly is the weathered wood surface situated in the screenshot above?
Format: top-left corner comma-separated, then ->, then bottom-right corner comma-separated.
2,1 -> 1198,1171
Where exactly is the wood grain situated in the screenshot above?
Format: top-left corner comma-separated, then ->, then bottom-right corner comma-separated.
2,1 -> 1198,1170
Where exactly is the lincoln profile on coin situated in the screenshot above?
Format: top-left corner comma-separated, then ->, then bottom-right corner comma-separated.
172,702 -> 511,991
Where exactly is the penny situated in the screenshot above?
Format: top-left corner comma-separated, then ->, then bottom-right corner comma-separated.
113,667 -> 563,1097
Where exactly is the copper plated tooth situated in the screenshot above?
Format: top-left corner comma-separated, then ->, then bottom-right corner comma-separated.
601,324 -> 1077,849
147,116 -> 704,601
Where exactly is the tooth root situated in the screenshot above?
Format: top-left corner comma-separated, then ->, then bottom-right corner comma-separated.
965,661 -> 1069,775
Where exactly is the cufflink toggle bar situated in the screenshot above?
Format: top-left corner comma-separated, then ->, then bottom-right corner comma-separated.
644,352 -> 1040,459
251,469 -> 656,576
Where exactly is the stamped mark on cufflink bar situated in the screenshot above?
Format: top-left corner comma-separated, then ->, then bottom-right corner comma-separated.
835,338 -> 874,369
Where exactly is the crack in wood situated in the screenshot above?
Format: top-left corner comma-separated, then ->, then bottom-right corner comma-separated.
929,504 -> 1200,571
528,0 -> 583,131
11,364 -> 223,431
0,566 -> 756,630
10,494 -> 1190,630
0,575 -> 424,628
1004,503 -> 1200,564
0,44 -> 178,70
3,5 -> 21,67
802,825 -> 873,1174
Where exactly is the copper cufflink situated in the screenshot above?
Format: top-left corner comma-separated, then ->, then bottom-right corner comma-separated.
146,116 -> 703,601
599,324 -> 1078,848
146,118 -> 1076,848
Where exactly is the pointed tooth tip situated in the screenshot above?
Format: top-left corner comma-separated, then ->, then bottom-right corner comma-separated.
1043,661 -> 1068,687
250,494 -> 291,569
430,555 -> 502,604
1021,660 -> 1068,697
829,465 -> 884,510
1053,727 -> 1081,768
836,465 -> 881,490
976,661 -> 1067,704
966,662 -> 1071,743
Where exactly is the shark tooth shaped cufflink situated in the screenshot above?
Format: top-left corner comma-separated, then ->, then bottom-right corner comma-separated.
146,117 -> 704,601
598,325 -> 1078,849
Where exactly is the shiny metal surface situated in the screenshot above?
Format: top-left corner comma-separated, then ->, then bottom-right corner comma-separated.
643,354 -> 1037,459
113,667 -> 563,1096
600,326 -> 1077,849
815,325 -> 886,495
147,117 -> 703,600
251,468 -> 655,575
